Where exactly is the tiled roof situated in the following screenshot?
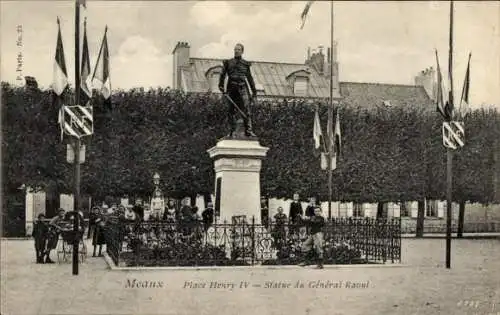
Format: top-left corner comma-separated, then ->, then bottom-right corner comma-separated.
181,57 -> 433,110
339,82 -> 433,110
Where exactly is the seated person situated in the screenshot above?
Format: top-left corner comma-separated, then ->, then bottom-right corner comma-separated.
45,209 -> 66,263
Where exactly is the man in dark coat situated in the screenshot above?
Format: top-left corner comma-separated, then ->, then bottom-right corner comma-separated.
219,43 -> 258,137
202,202 -> 214,231
33,213 -> 48,263
305,197 -> 317,218
289,193 -> 303,224
260,197 -> 269,228
132,198 -> 144,221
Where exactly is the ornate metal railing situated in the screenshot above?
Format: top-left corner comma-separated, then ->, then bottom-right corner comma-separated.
104,217 -> 401,267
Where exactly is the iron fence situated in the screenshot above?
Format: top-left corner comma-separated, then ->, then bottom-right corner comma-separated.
104,217 -> 401,267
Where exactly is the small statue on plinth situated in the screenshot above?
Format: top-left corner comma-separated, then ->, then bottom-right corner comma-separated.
219,43 -> 258,140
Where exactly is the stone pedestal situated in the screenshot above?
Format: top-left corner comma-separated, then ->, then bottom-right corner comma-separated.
207,139 -> 269,224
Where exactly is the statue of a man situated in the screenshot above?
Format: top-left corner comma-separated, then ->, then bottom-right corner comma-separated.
218,43 -> 257,138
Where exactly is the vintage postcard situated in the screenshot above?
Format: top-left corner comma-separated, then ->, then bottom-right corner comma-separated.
1,1 -> 499,314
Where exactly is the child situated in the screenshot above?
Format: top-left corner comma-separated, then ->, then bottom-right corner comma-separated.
272,207 -> 287,249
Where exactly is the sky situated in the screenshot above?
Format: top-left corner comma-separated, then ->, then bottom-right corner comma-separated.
1,1 -> 499,108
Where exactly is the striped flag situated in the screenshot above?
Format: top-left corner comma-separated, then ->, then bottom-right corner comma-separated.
458,53 -> 471,119
435,49 -> 449,120
323,108 -> 341,171
313,106 -> 323,155
334,108 -> 341,157
92,26 -> 111,102
300,1 -> 314,30
326,107 -> 334,154
58,107 -> 64,142
80,19 -> 92,105
52,17 -> 68,96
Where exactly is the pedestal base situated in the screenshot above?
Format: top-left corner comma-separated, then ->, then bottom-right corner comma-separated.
207,139 -> 269,224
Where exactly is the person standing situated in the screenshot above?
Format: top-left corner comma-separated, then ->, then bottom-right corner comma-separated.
163,199 -> 178,222
289,193 -> 303,235
305,197 -> 317,218
202,202 -> 214,231
132,198 -> 145,220
45,209 -> 66,263
272,207 -> 287,250
289,193 -> 303,223
299,206 -> 325,269
218,43 -> 258,138
87,206 -> 99,240
92,209 -> 106,257
260,197 -> 269,228
33,213 -> 48,263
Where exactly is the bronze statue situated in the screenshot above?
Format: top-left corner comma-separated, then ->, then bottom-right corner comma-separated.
218,43 -> 257,138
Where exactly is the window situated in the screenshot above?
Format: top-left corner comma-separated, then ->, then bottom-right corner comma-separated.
426,200 -> 438,217
205,66 -> 223,93
293,77 -> 308,96
400,202 -> 411,217
208,72 -> 220,93
339,203 -> 349,217
353,203 -> 364,217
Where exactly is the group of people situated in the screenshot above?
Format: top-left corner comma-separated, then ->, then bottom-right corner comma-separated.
115,197 -> 216,231
32,208 -> 85,264
261,193 -> 326,269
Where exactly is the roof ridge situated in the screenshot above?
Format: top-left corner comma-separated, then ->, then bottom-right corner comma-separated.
190,57 -> 306,66
339,81 -> 420,88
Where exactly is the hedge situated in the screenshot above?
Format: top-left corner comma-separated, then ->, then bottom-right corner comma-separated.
2,82 -> 499,205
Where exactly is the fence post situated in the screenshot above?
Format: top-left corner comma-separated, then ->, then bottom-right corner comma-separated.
251,216 -> 255,266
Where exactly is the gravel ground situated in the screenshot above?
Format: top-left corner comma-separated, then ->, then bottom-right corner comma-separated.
1,238 -> 499,315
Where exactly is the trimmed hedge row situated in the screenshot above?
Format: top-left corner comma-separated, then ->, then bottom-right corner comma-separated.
2,83 -> 499,204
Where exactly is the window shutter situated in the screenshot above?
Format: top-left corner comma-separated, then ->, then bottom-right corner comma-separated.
392,203 -> 401,218
410,201 -> 418,218
437,201 -> 444,218
362,203 -> 369,217
346,202 -> 354,217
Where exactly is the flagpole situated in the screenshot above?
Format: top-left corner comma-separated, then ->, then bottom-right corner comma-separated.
327,0 -> 334,220
72,0 -> 81,276
445,0 -> 454,269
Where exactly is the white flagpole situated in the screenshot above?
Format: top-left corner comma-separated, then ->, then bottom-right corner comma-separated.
327,0 -> 334,219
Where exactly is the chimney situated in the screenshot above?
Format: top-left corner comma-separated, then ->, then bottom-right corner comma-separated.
172,41 -> 191,90
24,76 -> 38,90
414,66 -> 436,101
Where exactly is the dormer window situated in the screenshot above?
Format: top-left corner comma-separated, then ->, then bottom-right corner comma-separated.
255,82 -> 265,95
286,69 -> 311,97
205,66 -> 223,93
294,77 -> 308,96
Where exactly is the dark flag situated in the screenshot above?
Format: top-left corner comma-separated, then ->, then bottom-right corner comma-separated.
458,53 -> 471,119
313,106 -> 323,157
92,26 -> 111,111
435,49 -> 449,121
53,17 -> 68,142
80,18 -> 92,106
